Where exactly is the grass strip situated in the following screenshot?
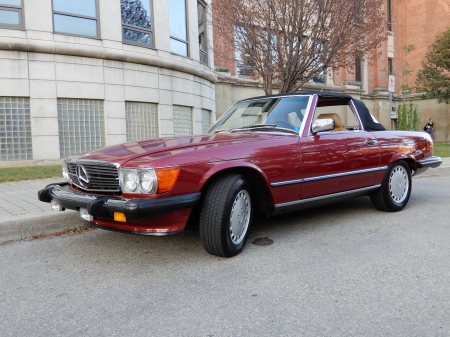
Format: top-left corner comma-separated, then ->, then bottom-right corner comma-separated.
0,165 -> 62,183
434,143 -> 450,158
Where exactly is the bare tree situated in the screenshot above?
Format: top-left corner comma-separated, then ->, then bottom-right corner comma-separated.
212,0 -> 387,94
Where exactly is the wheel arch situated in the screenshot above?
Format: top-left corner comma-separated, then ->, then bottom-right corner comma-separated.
387,154 -> 417,175
190,164 -> 274,222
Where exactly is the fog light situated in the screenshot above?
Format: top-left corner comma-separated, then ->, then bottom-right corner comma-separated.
114,212 -> 127,222
51,200 -> 63,212
79,208 -> 94,221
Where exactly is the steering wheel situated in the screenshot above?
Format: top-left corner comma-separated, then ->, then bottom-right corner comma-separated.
273,120 -> 296,130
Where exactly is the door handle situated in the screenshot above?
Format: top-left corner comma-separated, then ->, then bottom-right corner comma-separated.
364,139 -> 378,146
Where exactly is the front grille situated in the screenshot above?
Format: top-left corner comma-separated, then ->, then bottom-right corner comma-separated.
67,161 -> 120,193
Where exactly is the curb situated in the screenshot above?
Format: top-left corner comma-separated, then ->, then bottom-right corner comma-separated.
0,211 -> 86,244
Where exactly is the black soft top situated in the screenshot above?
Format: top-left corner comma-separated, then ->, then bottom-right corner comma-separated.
352,99 -> 386,131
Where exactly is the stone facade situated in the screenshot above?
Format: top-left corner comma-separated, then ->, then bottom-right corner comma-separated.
0,0 -> 216,167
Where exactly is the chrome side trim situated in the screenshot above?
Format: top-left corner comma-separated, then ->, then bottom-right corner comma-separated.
298,95 -> 314,136
270,166 -> 388,187
271,178 -> 304,187
274,185 -> 381,208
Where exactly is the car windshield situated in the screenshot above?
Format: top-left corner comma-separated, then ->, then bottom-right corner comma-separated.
209,96 -> 311,133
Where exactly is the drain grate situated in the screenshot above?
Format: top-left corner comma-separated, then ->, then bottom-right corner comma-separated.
251,237 -> 274,246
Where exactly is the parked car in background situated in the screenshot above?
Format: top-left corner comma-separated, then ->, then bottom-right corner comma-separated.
38,92 -> 442,257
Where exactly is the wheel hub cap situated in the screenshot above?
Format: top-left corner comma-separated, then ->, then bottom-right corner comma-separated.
389,166 -> 409,204
229,190 -> 251,245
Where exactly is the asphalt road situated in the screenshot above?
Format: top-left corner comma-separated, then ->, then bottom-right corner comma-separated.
1,173 -> 449,337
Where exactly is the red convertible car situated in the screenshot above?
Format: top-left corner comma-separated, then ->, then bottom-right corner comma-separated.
38,92 -> 441,257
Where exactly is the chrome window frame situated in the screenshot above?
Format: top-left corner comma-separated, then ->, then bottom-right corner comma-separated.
307,95 -> 365,136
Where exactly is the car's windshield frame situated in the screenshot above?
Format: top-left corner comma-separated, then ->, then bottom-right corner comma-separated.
208,95 -> 313,134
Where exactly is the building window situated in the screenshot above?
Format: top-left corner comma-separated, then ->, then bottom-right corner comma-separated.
52,0 -> 99,38
126,102 -> 159,141
174,105 -> 192,136
197,1 -> 208,65
202,109 -> 211,133
57,99 -> 105,158
387,0 -> 392,31
121,0 -> 153,47
169,0 -> 188,57
388,58 -> 393,75
355,57 -> 362,82
0,0 -> 23,29
0,97 -> 32,161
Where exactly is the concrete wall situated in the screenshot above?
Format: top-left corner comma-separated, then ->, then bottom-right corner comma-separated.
0,0 -> 216,166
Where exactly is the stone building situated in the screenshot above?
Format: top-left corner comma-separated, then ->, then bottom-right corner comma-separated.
0,0 -> 215,166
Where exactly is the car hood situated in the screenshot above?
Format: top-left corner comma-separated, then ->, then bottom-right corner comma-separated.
72,132 -> 291,166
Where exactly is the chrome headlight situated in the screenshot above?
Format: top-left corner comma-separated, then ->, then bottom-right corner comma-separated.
119,168 -> 158,194
62,161 -> 71,182
139,170 -> 158,194
121,169 -> 139,193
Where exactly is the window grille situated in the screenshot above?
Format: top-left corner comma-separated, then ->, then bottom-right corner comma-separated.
57,98 -> 105,158
126,101 -> 159,141
0,97 -> 32,161
173,105 -> 192,136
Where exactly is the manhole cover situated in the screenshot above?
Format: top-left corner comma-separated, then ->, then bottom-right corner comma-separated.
251,237 -> 274,246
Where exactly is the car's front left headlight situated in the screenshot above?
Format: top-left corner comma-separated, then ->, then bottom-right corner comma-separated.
120,168 -> 157,194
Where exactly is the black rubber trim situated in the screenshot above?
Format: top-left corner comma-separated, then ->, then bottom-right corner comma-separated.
38,183 -> 201,220
416,156 -> 442,169
38,182 -> 68,203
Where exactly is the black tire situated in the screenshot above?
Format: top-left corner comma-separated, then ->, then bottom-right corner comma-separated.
199,174 -> 253,257
370,161 -> 412,212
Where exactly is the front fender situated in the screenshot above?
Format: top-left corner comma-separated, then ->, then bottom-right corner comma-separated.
198,160 -> 270,190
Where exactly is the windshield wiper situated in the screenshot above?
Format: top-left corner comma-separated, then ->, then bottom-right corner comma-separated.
230,124 -> 276,131
230,124 -> 298,135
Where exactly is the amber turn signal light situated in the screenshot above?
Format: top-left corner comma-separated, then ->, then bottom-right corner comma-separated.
155,167 -> 180,193
114,212 -> 127,222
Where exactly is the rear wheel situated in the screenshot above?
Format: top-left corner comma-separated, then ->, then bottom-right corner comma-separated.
199,174 -> 252,257
370,161 -> 411,212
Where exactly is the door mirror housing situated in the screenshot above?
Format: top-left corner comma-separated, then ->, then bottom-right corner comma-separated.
311,118 -> 335,134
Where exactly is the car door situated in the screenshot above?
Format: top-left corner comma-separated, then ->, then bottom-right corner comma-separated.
300,101 -> 380,200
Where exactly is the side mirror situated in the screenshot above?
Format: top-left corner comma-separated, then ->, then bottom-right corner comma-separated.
311,118 -> 335,134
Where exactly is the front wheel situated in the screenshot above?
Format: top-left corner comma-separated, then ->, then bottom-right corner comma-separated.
199,174 -> 253,257
370,161 -> 412,212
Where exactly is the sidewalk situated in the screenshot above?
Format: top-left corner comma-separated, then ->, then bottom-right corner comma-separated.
1,158 -> 450,244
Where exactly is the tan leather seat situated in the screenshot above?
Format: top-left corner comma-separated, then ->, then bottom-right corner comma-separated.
317,113 -> 346,131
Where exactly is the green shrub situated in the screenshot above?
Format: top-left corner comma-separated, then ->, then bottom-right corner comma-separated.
397,103 -> 420,131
